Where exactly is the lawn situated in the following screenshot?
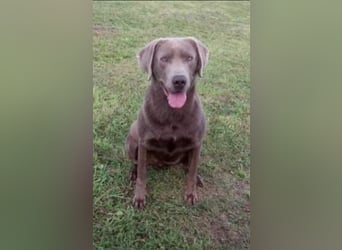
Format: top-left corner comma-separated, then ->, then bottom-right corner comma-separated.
93,1 -> 250,249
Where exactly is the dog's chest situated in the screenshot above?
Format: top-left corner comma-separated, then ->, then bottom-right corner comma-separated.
147,135 -> 193,153
146,116 -> 198,151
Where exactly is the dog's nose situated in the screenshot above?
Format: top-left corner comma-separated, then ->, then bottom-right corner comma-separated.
172,75 -> 186,91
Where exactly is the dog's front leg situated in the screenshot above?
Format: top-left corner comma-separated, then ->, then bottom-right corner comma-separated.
133,141 -> 147,208
184,146 -> 200,205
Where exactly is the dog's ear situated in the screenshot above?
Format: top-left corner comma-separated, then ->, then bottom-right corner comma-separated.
137,38 -> 163,80
187,37 -> 209,78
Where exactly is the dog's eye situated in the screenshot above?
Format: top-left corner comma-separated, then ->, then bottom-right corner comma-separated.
160,57 -> 169,63
186,56 -> 193,62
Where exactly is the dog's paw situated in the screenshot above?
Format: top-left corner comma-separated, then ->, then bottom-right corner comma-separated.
184,191 -> 198,205
133,180 -> 147,209
133,194 -> 146,209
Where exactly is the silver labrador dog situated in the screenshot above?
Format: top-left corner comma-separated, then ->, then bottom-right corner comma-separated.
126,37 -> 209,208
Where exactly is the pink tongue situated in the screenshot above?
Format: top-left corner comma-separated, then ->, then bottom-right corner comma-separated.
167,93 -> 187,108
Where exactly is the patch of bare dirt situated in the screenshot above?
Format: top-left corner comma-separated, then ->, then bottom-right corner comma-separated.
197,174 -> 250,249
211,177 -> 250,249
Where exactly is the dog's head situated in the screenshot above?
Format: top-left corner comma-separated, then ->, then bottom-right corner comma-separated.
137,37 -> 209,108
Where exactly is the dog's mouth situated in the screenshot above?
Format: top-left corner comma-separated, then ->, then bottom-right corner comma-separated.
162,86 -> 187,109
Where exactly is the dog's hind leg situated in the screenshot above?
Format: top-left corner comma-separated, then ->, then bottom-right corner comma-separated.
181,157 -> 204,187
126,121 -> 139,182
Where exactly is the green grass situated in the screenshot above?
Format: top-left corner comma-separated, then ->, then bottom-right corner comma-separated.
93,1 -> 250,249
